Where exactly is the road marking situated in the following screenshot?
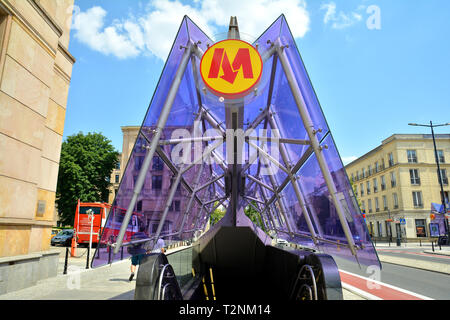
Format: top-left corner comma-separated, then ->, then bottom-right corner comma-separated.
339,270 -> 434,300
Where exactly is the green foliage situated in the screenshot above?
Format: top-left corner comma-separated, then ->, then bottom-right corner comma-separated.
56,132 -> 119,226
244,201 -> 267,233
210,202 -> 226,226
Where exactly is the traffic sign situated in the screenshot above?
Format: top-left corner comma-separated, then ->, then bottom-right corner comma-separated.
399,218 -> 406,225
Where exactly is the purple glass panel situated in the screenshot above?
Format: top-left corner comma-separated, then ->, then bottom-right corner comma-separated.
278,16 -> 329,142
93,15 -> 379,269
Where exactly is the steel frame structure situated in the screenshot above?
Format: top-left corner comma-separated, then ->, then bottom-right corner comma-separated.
94,15 -> 379,270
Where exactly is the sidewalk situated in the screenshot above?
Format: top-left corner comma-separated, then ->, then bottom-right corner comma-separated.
0,245 -> 190,300
0,244 -> 361,300
375,246 -> 450,275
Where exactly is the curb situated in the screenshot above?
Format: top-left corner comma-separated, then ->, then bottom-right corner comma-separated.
423,250 -> 450,257
341,283 -> 378,300
379,259 -> 450,275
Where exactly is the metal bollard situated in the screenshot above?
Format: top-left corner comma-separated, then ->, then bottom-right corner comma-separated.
439,241 -> 442,251
121,246 -> 124,260
432,241 -> 435,252
63,247 -> 69,275
108,245 -> 112,264
86,246 -> 90,269
420,240 -> 422,247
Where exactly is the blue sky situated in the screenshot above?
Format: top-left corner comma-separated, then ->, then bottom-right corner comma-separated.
65,0 -> 450,164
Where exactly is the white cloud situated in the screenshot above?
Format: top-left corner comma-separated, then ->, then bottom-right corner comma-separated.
72,0 -> 310,61
72,6 -> 142,59
320,2 -> 363,30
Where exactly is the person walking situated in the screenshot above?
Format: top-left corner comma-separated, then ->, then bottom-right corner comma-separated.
128,224 -> 148,281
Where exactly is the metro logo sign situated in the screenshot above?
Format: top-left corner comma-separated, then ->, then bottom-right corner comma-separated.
200,39 -> 262,99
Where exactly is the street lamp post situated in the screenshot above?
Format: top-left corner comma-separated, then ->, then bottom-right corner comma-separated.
408,122 -> 450,240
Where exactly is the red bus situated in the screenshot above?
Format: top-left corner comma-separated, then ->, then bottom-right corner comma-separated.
74,201 -> 111,245
74,201 -> 143,245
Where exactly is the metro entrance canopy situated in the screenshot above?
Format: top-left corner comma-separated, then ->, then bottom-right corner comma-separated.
92,15 -> 380,274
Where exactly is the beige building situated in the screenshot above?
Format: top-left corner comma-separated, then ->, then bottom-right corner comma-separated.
108,153 -> 122,204
0,0 -> 75,293
108,126 -> 213,237
345,134 -> 449,241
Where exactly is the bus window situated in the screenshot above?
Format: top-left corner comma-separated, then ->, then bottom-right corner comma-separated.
79,206 -> 102,214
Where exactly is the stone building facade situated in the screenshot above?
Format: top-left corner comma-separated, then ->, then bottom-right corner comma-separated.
0,0 -> 75,294
345,134 -> 449,241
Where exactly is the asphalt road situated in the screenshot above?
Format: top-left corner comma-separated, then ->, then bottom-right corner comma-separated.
334,253 -> 450,300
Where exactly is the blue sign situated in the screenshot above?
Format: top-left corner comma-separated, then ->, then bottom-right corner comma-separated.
399,218 -> 406,225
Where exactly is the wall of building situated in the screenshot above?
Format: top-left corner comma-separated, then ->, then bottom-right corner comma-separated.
346,134 -> 449,240
0,0 -> 74,277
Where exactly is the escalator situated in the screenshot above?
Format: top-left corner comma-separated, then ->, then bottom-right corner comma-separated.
135,226 -> 342,301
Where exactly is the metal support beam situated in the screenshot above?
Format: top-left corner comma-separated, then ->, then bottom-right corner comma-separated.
276,42 -> 357,256
268,112 -> 323,241
114,44 -> 192,254
158,136 -> 223,145
177,162 -> 206,235
247,174 -> 275,193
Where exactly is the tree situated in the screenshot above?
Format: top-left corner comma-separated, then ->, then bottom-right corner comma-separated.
244,201 -> 267,233
210,202 -> 226,226
56,132 -> 119,226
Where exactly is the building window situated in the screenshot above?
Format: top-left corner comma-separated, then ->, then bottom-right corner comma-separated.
381,175 -> 386,191
360,183 -> 364,196
381,158 -> 385,170
115,161 -> 121,170
415,219 -> 427,237
410,169 -> 420,185
368,165 -> 372,176
354,185 -> 358,196
375,197 -> 379,212
368,199 -> 372,213
362,168 -> 366,179
437,150 -> 445,163
441,191 -> 449,204
375,161 -> 379,173
115,174 -> 120,183
361,200 -> 366,213
388,153 -> 394,167
373,178 -> 378,193
382,195 -> 388,211
152,156 -> 164,171
412,191 -> 423,208
438,169 -> 448,185
377,221 -> 383,237
356,171 -> 360,180
390,171 -> 397,187
393,193 -> 399,209
152,175 -> 163,191
407,150 -> 417,163
134,156 -> 144,171
351,173 -> 354,182
366,181 -> 371,195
